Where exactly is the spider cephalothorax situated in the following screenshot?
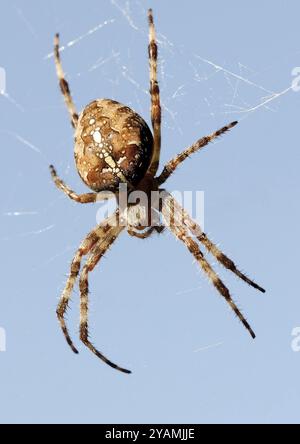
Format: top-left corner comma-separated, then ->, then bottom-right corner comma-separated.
50,9 -> 265,374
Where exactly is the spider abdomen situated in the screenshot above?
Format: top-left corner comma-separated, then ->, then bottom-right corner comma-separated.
74,99 -> 153,192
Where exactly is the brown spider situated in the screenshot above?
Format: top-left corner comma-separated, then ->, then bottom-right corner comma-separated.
50,9 -> 265,374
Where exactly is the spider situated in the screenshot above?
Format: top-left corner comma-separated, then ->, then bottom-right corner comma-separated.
50,9 -> 265,374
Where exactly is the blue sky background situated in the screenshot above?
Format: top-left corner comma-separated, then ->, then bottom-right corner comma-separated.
0,0 -> 300,424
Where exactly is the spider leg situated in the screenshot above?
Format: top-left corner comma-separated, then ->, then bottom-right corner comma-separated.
127,226 -> 164,239
147,9 -> 161,177
56,232 -> 99,354
49,165 -> 114,203
157,121 -> 238,186
79,226 -> 130,374
168,192 -> 265,293
54,33 -> 79,129
161,196 -> 256,339
56,213 -> 120,354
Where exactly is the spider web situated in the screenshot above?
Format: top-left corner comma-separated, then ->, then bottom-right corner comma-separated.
0,0 -> 298,356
